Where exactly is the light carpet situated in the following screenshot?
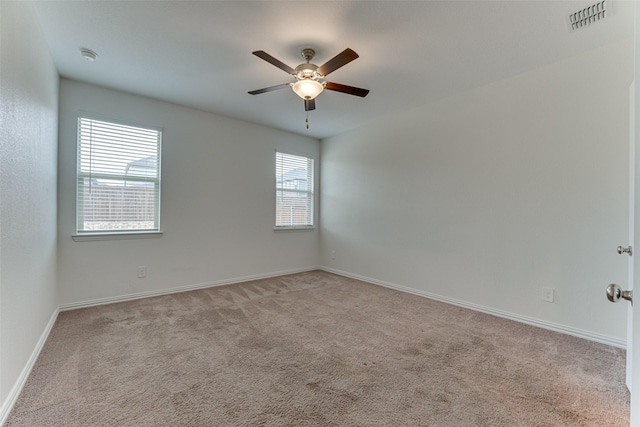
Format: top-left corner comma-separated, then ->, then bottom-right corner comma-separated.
6,270 -> 629,426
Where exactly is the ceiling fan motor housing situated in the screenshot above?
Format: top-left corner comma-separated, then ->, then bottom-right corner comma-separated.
295,63 -> 321,80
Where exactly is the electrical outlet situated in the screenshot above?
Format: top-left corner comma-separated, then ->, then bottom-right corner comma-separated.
542,287 -> 554,303
331,250 -> 336,260
137,266 -> 147,278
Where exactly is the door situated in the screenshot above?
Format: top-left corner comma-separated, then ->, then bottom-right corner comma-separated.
626,81 -> 635,393
631,3 -> 640,423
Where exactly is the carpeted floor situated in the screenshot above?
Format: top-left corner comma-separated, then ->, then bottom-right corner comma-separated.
7,270 -> 629,426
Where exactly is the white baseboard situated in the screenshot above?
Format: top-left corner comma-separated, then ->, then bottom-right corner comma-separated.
0,307 -> 59,426
59,266 -> 321,311
320,266 -> 626,349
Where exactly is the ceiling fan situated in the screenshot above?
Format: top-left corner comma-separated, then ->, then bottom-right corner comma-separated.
248,48 -> 370,113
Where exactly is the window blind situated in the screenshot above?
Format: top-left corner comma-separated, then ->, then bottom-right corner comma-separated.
275,152 -> 314,228
77,117 -> 161,233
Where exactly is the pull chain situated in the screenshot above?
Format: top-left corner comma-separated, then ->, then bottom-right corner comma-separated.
306,111 -> 309,129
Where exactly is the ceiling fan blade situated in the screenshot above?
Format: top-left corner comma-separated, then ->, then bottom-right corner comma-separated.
252,51 -> 296,75
324,82 -> 370,98
248,83 -> 290,95
318,48 -> 359,77
304,98 -> 316,111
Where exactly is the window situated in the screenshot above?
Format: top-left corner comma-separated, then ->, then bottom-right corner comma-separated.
76,117 -> 161,235
275,152 -> 314,228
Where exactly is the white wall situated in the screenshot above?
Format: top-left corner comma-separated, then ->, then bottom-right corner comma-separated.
321,38 -> 633,343
58,79 -> 320,305
0,0 -> 59,412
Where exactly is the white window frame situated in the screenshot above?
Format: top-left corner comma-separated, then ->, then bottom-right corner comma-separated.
275,151 -> 315,230
73,116 -> 163,241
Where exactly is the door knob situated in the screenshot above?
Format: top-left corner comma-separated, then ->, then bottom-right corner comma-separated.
617,245 -> 632,256
606,283 -> 633,303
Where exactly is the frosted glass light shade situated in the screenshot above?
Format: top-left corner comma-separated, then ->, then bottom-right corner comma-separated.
291,80 -> 324,100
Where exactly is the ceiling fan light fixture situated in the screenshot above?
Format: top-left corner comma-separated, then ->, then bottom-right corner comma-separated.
291,79 -> 324,100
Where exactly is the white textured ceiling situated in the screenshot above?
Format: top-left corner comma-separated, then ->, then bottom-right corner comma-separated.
33,1 -> 634,139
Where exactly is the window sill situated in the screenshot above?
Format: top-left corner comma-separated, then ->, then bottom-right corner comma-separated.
72,231 -> 164,242
274,226 -> 316,232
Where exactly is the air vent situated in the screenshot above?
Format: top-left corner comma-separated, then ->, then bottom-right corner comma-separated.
568,0 -> 608,31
